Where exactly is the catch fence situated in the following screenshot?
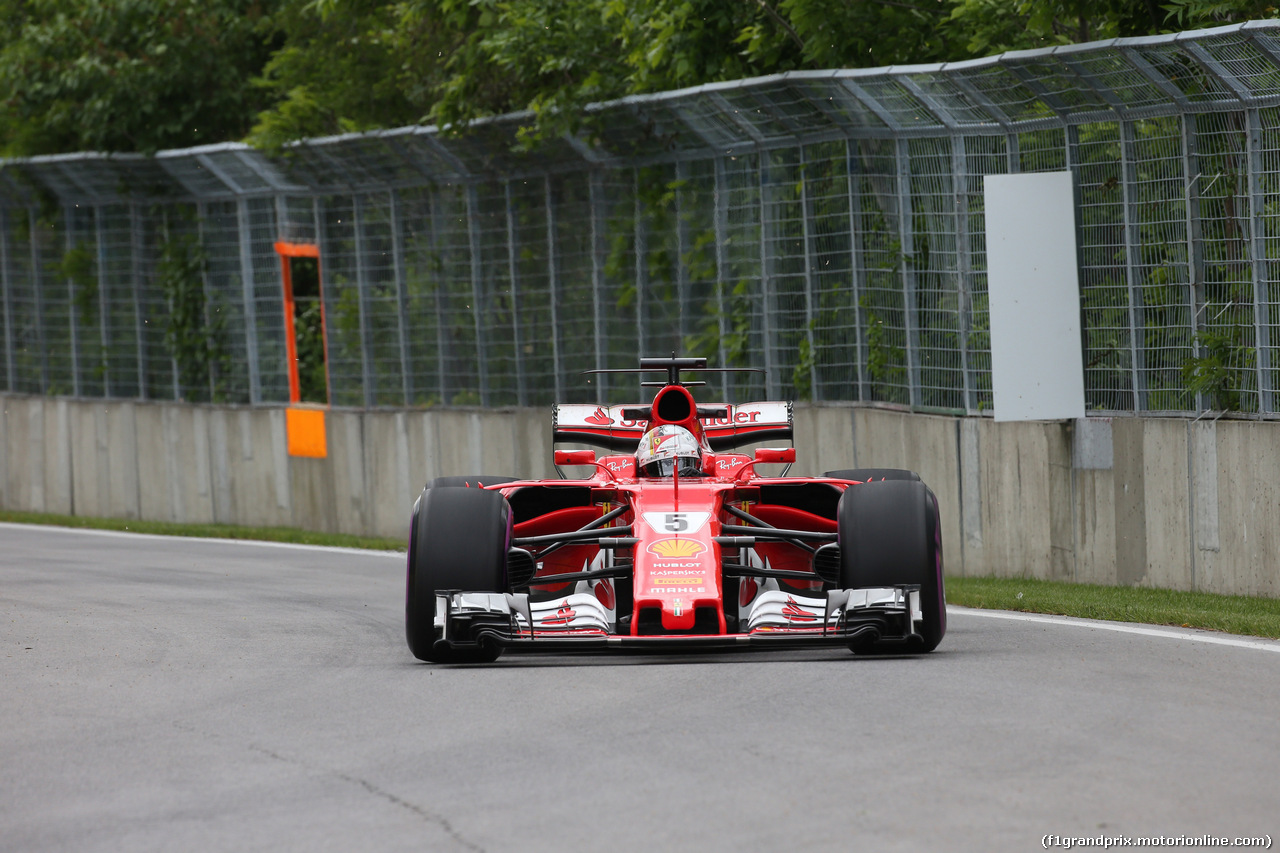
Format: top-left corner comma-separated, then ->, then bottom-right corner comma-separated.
3,21 -> 1280,415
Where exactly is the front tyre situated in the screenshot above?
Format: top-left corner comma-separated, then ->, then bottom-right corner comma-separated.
426,475 -> 517,489
824,467 -> 920,483
406,486 -> 511,663
837,479 -> 945,653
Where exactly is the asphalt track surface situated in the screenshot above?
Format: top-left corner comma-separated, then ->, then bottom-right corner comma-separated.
3,523 -> 1278,853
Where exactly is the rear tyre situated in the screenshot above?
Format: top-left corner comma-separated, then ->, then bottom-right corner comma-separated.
406,486 -> 511,663
824,468 -> 920,483
837,479 -> 945,653
426,475 -> 517,489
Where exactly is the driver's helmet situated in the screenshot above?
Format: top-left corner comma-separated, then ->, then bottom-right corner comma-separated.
637,425 -> 704,478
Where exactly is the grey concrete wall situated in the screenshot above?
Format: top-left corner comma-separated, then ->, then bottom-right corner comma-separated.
2,393 -> 1277,598
790,406 -> 1278,598
0,395 -> 554,542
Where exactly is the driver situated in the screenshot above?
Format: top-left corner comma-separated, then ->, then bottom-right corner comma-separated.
636,424 -> 704,478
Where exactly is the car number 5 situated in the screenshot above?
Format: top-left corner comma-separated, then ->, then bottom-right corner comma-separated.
663,513 -> 689,532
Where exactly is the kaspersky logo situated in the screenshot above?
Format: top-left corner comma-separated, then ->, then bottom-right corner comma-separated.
647,538 -> 707,559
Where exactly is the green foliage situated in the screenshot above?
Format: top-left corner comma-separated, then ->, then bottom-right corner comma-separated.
1163,0 -> 1279,29
247,0 -> 427,151
946,0 -> 1276,57
156,231 -> 230,401
294,299 -> 328,403
687,280 -> 757,368
0,0 -> 282,156
1182,327 -> 1254,411
4,0 -> 1274,416
326,282 -> 364,402
791,333 -> 814,401
4,0 -> 1271,156
57,243 -> 98,325
57,241 -> 111,386
863,298 -> 908,404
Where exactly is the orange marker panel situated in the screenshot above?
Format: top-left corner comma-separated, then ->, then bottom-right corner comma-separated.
286,407 -> 328,458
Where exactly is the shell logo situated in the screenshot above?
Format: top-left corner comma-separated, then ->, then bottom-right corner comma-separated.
647,538 -> 707,559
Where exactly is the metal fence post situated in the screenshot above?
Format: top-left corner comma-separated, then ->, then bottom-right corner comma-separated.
634,169 -> 649,360
1118,119 -> 1147,411
352,194 -> 376,407
464,185 -> 489,406
589,171 -> 608,402
425,189 -> 448,403
504,180 -> 527,406
799,146 -> 819,401
310,196 -> 333,405
0,207 -> 15,392
1182,114 -> 1208,412
712,158 -> 730,385
845,140 -> 870,402
545,176 -> 563,401
1246,108 -> 1274,414
896,139 -> 921,408
64,206 -> 82,397
161,208 -> 180,399
390,189 -> 413,406
758,155 -> 779,399
28,209 -> 48,393
95,206 -> 112,397
197,201 -> 215,401
952,135 -> 975,413
711,157 -> 732,397
129,204 -> 147,399
236,198 -> 262,403
675,160 -> 691,349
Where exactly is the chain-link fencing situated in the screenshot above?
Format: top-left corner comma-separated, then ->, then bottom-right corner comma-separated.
3,22 -> 1280,414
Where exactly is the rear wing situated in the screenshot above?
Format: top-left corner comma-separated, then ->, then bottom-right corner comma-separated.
554,402 -> 793,451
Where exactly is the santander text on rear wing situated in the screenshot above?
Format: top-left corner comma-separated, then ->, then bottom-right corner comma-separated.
553,402 -> 793,451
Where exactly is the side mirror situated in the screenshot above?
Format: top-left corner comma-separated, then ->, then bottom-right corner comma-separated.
753,447 -> 795,464
554,449 -> 597,466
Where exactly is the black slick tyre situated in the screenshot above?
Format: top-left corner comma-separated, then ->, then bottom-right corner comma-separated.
405,485 -> 511,663
836,479 -> 945,653
824,468 -> 920,483
426,475 -> 517,489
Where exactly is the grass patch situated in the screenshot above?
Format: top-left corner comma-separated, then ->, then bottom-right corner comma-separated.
947,575 -> 1280,640
0,509 -> 405,552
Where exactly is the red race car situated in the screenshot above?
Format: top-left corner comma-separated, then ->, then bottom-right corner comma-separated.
405,357 -> 945,663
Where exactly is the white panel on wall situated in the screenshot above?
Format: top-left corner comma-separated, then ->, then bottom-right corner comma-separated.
984,171 -> 1085,422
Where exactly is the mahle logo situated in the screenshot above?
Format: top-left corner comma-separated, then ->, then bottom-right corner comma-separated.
647,538 -> 706,559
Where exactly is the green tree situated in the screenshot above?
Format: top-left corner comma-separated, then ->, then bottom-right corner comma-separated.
420,0 -> 955,143
0,0 -> 282,156
246,0 -> 434,150
946,0 -> 1277,56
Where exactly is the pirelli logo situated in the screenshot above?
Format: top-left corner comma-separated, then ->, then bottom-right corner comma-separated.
652,577 -> 703,585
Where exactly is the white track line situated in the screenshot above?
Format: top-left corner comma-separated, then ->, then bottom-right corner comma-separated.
951,605 -> 1280,653
0,521 -> 405,557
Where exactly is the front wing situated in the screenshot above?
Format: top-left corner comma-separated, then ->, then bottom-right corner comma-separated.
428,586 -> 924,654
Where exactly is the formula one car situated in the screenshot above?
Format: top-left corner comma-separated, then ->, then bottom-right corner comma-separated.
406,357 -> 945,663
